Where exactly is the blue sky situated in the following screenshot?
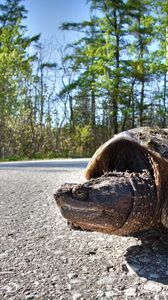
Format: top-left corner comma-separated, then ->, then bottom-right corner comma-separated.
24,0 -> 90,43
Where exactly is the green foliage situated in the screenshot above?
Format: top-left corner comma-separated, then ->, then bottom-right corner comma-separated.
73,124 -> 94,155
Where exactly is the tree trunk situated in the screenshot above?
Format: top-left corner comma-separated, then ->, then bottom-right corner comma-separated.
131,81 -> 136,128
139,77 -> 145,126
162,24 -> 168,127
112,8 -> 119,134
163,71 -> 167,127
69,95 -> 74,131
91,89 -> 96,128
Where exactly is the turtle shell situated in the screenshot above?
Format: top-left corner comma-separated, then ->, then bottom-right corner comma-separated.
85,127 -> 168,180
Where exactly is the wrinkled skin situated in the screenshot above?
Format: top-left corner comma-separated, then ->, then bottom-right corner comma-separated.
54,127 -> 168,235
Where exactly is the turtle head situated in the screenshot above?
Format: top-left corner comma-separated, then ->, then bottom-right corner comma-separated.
54,170 -> 159,235
54,174 -> 134,234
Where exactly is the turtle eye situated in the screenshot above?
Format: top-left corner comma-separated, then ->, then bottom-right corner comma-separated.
72,187 -> 88,200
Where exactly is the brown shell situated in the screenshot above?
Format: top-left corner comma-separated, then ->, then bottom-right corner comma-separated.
85,127 -> 168,180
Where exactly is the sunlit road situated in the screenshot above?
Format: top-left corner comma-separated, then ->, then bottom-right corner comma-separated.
1,158 -> 168,299
0,158 -> 89,169
0,158 -> 89,299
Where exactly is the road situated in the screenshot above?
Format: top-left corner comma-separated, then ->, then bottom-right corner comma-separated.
0,158 -> 89,169
0,159 -> 168,299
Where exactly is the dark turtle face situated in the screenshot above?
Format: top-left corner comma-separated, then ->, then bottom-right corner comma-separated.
54,171 -> 159,235
55,174 -> 133,233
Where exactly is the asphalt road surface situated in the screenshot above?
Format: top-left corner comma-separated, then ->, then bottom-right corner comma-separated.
0,159 -> 168,300
0,158 -> 89,169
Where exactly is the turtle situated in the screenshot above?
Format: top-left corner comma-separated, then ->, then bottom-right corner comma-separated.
54,127 -> 168,235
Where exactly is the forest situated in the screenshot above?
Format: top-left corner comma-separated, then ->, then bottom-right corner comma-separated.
0,0 -> 168,160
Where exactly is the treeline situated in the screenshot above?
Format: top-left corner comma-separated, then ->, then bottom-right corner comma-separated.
0,0 -> 168,160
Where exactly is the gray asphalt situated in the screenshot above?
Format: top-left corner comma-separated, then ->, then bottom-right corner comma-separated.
0,158 -> 89,169
0,160 -> 168,299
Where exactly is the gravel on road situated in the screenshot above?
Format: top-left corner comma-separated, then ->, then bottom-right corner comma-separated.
0,166 -> 168,300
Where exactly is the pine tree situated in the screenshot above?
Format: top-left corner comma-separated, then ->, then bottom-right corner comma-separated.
0,0 -> 27,27
152,0 -> 168,126
60,18 -> 99,129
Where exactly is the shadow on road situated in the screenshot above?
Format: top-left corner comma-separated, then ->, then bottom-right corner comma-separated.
125,228 -> 168,285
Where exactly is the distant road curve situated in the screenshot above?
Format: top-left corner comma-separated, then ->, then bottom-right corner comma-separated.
0,158 -> 90,169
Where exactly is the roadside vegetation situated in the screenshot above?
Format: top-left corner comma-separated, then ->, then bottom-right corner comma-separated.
0,0 -> 168,160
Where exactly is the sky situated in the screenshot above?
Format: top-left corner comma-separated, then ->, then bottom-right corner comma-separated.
24,0 -> 90,43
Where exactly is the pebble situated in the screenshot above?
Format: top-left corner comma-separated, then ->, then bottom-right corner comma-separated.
124,263 -> 138,276
72,292 -> 82,300
97,290 -> 104,297
124,287 -> 137,296
98,275 -> 114,285
4,282 -> 20,293
67,283 -> 72,290
105,291 -> 115,298
82,266 -> 88,273
25,294 -> 35,300
68,273 -> 78,279
143,282 -> 162,292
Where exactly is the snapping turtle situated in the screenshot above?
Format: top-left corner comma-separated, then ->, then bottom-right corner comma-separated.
54,127 -> 168,235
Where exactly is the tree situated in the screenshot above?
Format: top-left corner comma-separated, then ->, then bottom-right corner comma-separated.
60,18 -> 99,130
126,0 -> 155,126
0,0 -> 39,158
0,0 -> 27,27
153,0 -> 168,127
61,0 -> 136,134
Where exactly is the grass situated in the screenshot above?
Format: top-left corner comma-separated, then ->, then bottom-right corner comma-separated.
0,152 -> 91,162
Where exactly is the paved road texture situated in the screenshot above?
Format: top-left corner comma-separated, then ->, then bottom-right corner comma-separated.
0,161 -> 168,300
